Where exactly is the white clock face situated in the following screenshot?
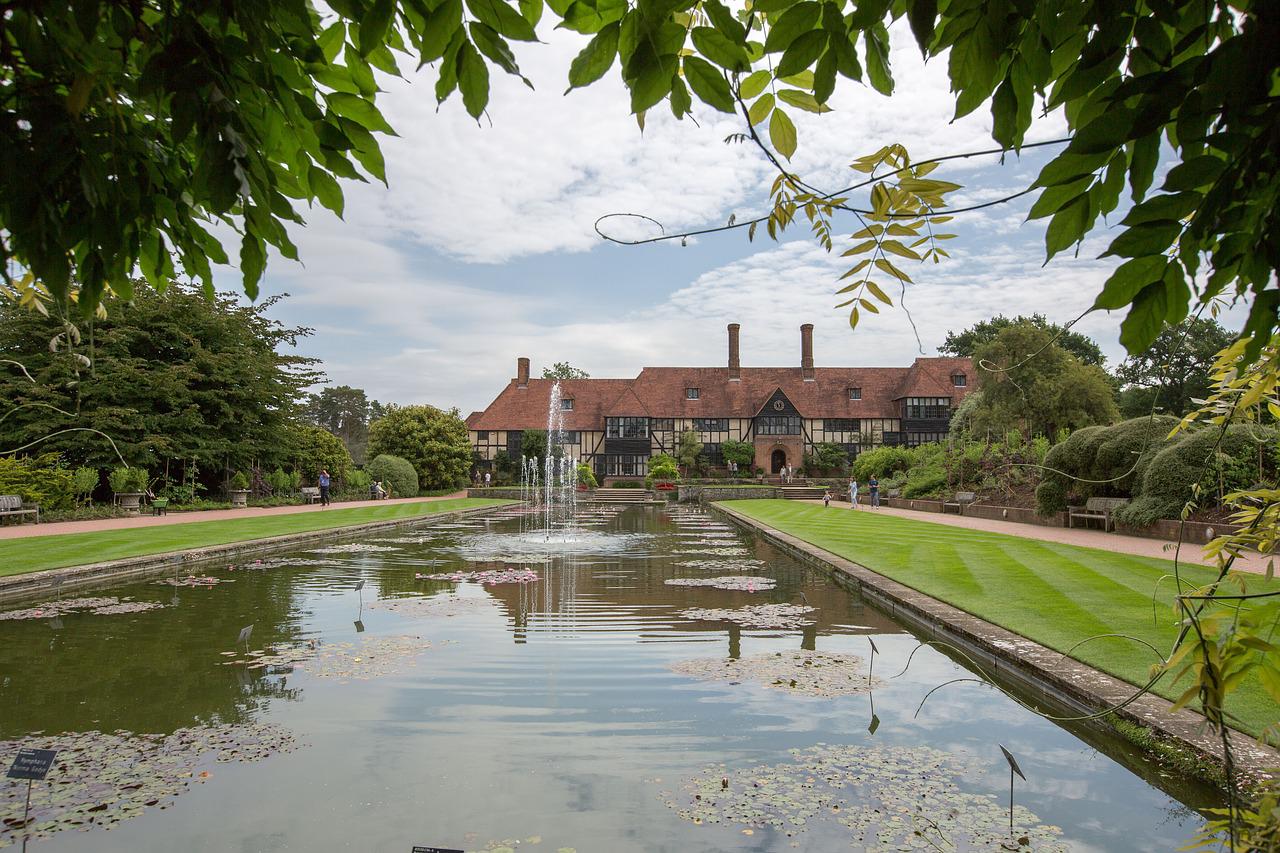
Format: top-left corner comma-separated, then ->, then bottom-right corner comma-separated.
773,400 -> 785,411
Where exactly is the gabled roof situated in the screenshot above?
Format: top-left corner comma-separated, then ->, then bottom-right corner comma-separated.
603,385 -> 651,417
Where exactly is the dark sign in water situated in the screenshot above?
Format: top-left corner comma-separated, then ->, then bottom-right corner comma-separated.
6,749 -> 56,781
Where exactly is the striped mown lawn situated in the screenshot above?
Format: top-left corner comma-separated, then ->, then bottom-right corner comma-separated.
726,499 -> 1280,738
0,499 -> 511,577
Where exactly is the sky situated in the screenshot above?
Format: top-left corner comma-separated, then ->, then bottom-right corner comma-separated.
216,19 -> 1241,416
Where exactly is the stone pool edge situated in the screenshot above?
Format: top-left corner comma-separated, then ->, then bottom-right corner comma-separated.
710,501 -> 1280,784
0,502 -> 515,603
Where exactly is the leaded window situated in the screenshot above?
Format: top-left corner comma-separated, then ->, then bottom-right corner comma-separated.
606,417 -> 649,438
904,397 -> 951,419
686,387 -> 700,399
693,418 -> 728,432
825,418 -> 860,433
650,418 -> 675,432
757,415 -> 801,435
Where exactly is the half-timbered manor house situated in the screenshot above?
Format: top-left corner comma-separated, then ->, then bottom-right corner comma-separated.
467,324 -> 975,477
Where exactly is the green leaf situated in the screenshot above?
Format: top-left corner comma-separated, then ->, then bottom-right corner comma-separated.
419,0 -> 464,62
628,51 -> 677,113
1066,105 -> 1138,155
471,23 -> 522,77
669,75 -> 692,117
457,40 -> 490,118
880,240 -> 921,260
358,0 -> 396,56
863,25 -> 892,95
1027,177 -> 1092,220
1092,256 -> 1167,310
683,55 -> 734,112
240,234 -> 265,300
326,93 -> 394,134
830,33 -> 861,80
748,92 -> 774,125
906,0 -> 936,53
466,0 -> 537,41
1044,194 -> 1089,260
777,88 -> 829,113
1119,281 -> 1171,354
1033,151 -> 1108,188
1102,221 -> 1181,259
1163,155 -> 1226,192
702,0 -> 746,42
308,165 -> 344,216
739,70 -> 771,99
691,26 -> 751,72
1121,191 -> 1201,227
519,0 -> 544,27
1128,132 -> 1159,201
769,107 -> 797,159
567,22 -> 620,90
776,30 -> 826,78
764,1 -> 821,53
318,23 -> 346,64
813,48 -> 836,104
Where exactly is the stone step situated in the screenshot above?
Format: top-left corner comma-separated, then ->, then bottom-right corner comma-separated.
591,489 -> 651,503
780,487 -> 827,500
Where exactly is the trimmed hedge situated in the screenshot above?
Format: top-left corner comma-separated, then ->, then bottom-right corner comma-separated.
366,454 -> 418,499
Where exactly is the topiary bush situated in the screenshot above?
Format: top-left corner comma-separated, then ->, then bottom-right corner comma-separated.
108,465 -> 149,494
366,454 -> 417,499
1092,416 -> 1180,495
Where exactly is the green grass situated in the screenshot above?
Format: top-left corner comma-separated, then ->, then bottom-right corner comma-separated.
726,499 -> 1280,739
0,499 -> 511,577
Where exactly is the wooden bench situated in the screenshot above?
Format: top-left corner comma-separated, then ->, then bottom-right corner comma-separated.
300,487 -> 322,504
942,492 -> 976,514
1068,497 -> 1129,531
0,495 -> 39,525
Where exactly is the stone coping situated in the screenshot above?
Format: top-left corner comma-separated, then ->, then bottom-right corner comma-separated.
0,503 -> 511,604
711,502 -> 1279,783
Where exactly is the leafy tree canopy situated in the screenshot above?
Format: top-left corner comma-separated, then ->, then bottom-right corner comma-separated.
304,384 -> 384,464
367,403 -> 471,490
0,283 -> 320,470
1115,317 -> 1236,417
286,423 -> 354,485
4,0 -> 1276,365
720,438 -> 755,468
941,313 -> 1106,367
542,362 -> 590,380
970,322 -> 1118,438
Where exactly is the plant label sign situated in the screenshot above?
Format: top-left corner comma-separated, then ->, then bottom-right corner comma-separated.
7,749 -> 57,780
411,847 -> 463,853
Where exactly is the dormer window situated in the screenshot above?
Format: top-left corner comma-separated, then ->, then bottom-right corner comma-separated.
686,387 -> 700,399
561,398 -> 574,410
848,387 -> 861,400
952,373 -> 967,387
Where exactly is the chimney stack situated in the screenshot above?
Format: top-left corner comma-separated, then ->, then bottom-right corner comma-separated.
727,323 -> 741,381
801,324 -> 815,381
517,357 -> 530,388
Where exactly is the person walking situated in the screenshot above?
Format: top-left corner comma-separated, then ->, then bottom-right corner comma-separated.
823,490 -> 831,508
849,478 -> 858,509
484,471 -> 491,488
318,469 -> 331,506
869,475 -> 880,509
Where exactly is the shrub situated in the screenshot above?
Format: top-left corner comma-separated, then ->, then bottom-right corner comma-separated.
852,446 -> 914,479
805,442 -> 849,473
346,468 -> 371,495
721,439 -> 755,470
265,467 -> 300,495
646,454 -> 680,487
367,404 -> 471,490
609,479 -> 645,488
902,470 -> 948,498
1092,416 -> 1180,494
70,467 -> 99,505
576,463 -> 598,489
229,471 -> 250,490
108,465 -> 149,494
287,424 -> 353,485
0,454 -> 75,511
366,454 -> 417,498
1034,479 -> 1069,515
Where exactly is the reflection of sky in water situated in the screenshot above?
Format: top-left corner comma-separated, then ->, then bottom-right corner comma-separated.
0,506 -> 1218,852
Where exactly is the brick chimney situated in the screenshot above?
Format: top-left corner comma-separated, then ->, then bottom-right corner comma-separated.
517,357 -> 530,388
801,324 -> 815,381
728,323 -> 741,381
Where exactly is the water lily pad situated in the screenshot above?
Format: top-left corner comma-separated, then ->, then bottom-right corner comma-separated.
678,604 -> 815,630
0,723 -> 295,846
0,597 -> 167,621
153,576 -> 231,587
305,543 -> 400,554
659,744 -> 1067,850
370,596 -> 495,618
670,650 -> 878,697
219,635 -> 438,680
674,559 -> 766,571
665,576 -> 776,592
416,569 -> 539,585
672,547 -> 752,556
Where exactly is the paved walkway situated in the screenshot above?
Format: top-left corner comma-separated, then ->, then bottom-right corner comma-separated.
802,500 -> 1274,575
0,493 -> 469,540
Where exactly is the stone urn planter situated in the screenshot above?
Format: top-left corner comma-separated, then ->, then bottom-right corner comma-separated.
115,492 -> 144,515
229,489 -> 250,508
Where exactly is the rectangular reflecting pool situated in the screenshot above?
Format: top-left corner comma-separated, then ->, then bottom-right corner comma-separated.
0,505 -> 1221,851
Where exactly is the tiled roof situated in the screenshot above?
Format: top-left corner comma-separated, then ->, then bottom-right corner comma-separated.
468,379 -> 634,431
469,357 -> 975,429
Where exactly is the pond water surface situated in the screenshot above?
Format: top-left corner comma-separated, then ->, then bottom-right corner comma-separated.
0,505 -> 1220,851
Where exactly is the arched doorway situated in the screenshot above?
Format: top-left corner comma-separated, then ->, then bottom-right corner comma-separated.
771,448 -> 787,474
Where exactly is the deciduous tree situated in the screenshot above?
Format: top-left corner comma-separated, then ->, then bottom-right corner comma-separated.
366,404 -> 471,491
1116,318 -> 1236,417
